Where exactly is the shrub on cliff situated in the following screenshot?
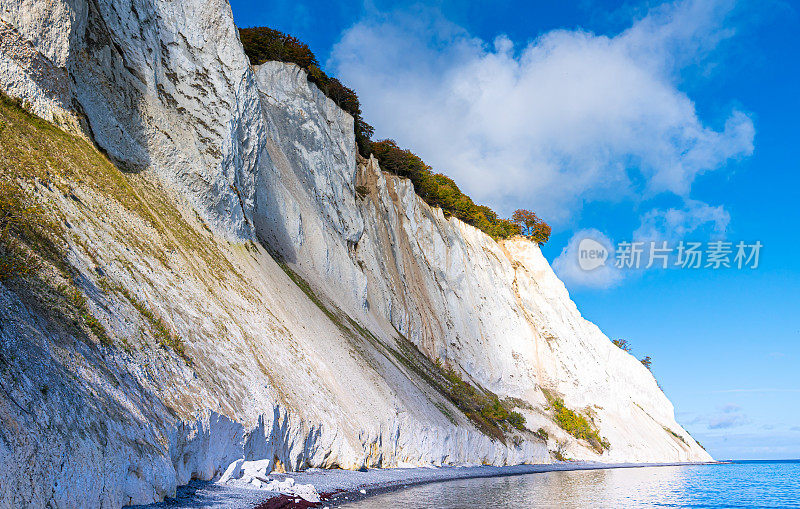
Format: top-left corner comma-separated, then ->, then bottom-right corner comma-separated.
370,139 -> 523,240
440,366 -> 527,439
238,27 -> 374,156
612,338 -> 632,352
508,411 -> 526,431
542,388 -> 609,454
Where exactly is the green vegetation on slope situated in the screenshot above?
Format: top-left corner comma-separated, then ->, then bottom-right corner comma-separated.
273,257 -> 528,442
0,92 -> 190,362
0,95 -> 116,349
238,27 -> 551,243
386,331 -> 529,442
542,388 -> 610,454
102,278 -> 189,362
663,426 -> 688,445
439,362 -> 527,437
0,180 -> 48,281
370,139 -> 525,240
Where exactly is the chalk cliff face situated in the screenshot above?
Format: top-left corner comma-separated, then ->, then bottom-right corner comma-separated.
0,0 -> 710,506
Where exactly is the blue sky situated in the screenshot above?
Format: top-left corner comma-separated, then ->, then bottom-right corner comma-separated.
230,0 -> 800,459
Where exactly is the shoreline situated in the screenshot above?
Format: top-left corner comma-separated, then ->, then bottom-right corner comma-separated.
305,461 -> 722,508
131,461 -> 720,508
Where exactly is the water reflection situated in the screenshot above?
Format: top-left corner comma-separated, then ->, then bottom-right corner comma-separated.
336,462 -> 800,509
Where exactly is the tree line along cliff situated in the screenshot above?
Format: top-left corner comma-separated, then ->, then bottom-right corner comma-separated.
238,26 -> 551,243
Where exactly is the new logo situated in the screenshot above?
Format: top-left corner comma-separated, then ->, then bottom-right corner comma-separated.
578,238 -> 608,271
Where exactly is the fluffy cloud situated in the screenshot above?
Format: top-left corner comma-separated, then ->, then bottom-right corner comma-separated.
634,199 -> 731,242
553,200 -> 730,288
330,0 -> 754,223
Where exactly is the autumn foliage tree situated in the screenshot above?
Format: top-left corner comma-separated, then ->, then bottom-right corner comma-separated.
512,209 -> 551,244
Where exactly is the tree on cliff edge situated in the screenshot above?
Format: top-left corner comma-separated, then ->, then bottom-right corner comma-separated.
512,209 -> 551,244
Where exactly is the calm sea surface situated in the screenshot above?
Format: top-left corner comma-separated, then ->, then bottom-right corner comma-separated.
336,461 -> 800,508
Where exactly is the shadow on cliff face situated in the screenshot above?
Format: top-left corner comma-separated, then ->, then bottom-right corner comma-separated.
251,141 -> 300,265
72,0 -> 153,174
0,276 -> 186,506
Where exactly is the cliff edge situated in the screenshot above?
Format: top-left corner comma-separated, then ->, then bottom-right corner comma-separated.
0,0 -> 710,506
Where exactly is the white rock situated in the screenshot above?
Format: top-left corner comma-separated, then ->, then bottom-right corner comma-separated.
0,0 -> 710,506
219,458 -> 245,483
241,458 -> 272,479
293,484 -> 320,503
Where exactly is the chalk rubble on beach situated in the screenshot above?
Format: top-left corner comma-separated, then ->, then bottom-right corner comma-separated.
219,459 -> 321,503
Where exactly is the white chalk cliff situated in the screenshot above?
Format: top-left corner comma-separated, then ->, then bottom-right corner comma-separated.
0,0 -> 711,506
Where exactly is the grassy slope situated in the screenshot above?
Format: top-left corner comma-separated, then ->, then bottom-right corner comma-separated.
1,94 -> 592,459
0,94 -> 527,446
0,93 -> 220,363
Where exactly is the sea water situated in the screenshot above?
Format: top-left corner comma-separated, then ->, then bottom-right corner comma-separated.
336,460 -> 800,508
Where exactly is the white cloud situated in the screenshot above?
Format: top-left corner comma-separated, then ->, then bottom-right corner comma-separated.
554,199 -> 731,288
552,229 -> 623,289
330,0 -> 754,223
691,430 -> 800,459
634,199 -> 731,242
